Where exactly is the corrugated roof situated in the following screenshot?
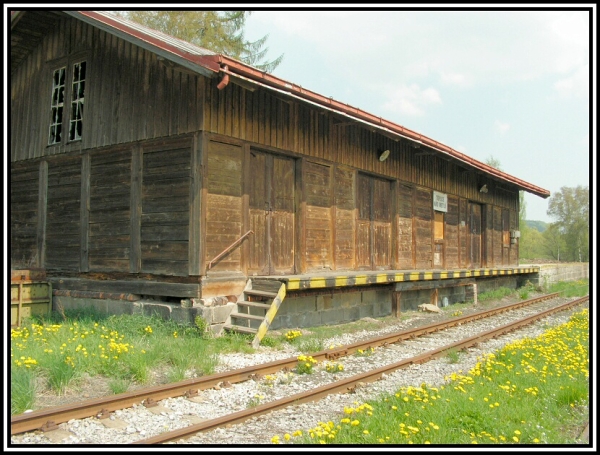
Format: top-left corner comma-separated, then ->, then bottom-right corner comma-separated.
11,10 -> 550,199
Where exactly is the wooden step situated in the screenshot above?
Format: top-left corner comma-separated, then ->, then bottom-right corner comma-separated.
230,312 -> 265,321
237,300 -> 272,310
224,324 -> 257,334
245,289 -> 278,299
250,279 -> 284,293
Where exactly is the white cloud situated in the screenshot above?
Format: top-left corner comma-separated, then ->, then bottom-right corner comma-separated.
250,10 -> 589,90
554,64 -> 589,100
494,120 -> 510,134
382,84 -> 442,117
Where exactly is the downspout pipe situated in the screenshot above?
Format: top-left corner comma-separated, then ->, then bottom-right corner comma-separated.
217,65 -> 230,90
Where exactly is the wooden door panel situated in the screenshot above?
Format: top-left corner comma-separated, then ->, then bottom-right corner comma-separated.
248,151 -> 268,274
356,173 -> 392,270
271,156 -> 295,274
373,222 -> 391,269
470,203 -> 482,268
356,219 -> 371,269
373,178 -> 391,270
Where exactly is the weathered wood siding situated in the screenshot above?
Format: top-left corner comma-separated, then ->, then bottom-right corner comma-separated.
205,140 -> 243,273
396,183 -> 414,269
492,206 -> 502,267
334,166 -> 356,270
88,147 -> 131,272
45,156 -> 81,271
140,141 -> 191,276
10,15 -> 203,162
458,198 -> 469,268
10,161 -> 40,268
414,187 -> 433,269
445,195 -> 460,269
304,161 -> 333,271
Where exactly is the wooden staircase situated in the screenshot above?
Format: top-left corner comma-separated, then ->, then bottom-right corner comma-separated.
224,279 -> 286,348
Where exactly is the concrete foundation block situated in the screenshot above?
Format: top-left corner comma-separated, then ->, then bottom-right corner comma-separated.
335,292 -> 361,309
343,306 -> 361,322
298,311 -> 321,328
295,296 -> 317,313
316,295 -> 333,311
210,303 -> 235,324
105,299 -> 134,316
139,303 -> 172,320
320,309 -> 341,326
170,307 -> 199,326
374,299 -> 391,317
209,323 -> 226,337
359,304 -> 375,319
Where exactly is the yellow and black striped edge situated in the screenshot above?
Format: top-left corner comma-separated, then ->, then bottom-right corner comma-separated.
284,267 -> 539,291
252,282 -> 286,348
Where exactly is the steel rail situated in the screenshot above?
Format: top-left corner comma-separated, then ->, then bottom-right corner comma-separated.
10,292 -> 560,435
134,296 -> 588,444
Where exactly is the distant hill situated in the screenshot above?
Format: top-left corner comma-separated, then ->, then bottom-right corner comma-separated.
525,220 -> 549,233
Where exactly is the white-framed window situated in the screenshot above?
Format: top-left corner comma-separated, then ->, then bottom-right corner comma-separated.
48,60 -> 86,146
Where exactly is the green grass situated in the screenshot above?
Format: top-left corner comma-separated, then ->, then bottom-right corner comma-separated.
10,311 -> 220,414
271,308 -> 589,445
477,287 -> 515,302
445,348 -> 461,364
10,368 -> 36,415
547,278 -> 589,298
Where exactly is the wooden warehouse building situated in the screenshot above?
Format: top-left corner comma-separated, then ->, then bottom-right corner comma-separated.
10,11 -> 550,345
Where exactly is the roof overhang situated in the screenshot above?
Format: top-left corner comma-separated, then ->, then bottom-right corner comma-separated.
64,11 -> 220,78
211,58 -> 550,198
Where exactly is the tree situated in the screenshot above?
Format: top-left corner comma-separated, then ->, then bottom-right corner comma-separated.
117,11 -> 283,72
541,224 -> 568,261
485,155 -> 502,171
519,225 -> 544,260
546,186 -> 589,262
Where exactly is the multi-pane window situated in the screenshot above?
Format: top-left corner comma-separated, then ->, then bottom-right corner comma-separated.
48,60 -> 86,145
48,67 -> 66,145
69,61 -> 86,141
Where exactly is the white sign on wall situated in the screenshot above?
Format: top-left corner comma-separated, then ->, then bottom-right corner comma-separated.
433,191 -> 447,212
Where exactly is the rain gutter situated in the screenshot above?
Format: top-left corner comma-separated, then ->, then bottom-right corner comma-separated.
211,55 -> 550,199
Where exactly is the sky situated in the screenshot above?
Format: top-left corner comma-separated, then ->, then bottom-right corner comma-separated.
240,6 -> 594,223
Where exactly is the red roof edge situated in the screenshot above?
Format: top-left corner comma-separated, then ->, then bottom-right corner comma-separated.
213,55 -> 550,199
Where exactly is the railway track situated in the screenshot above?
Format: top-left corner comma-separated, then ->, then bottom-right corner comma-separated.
10,293 -> 588,444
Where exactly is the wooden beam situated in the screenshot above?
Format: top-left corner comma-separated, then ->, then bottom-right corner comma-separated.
130,145 -> 142,273
189,132 -> 203,276
37,160 -> 48,268
80,153 -> 90,272
51,277 -> 201,298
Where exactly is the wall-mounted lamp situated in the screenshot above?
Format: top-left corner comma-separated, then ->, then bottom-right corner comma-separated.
479,184 -> 488,193
378,149 -> 390,162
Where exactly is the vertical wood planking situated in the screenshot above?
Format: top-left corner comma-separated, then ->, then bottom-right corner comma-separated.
130,145 -> 142,273
37,160 -> 48,267
304,161 -> 333,271
80,153 -> 91,272
189,133 -> 203,275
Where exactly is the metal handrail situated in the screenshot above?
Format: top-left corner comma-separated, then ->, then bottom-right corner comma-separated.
207,230 -> 254,270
